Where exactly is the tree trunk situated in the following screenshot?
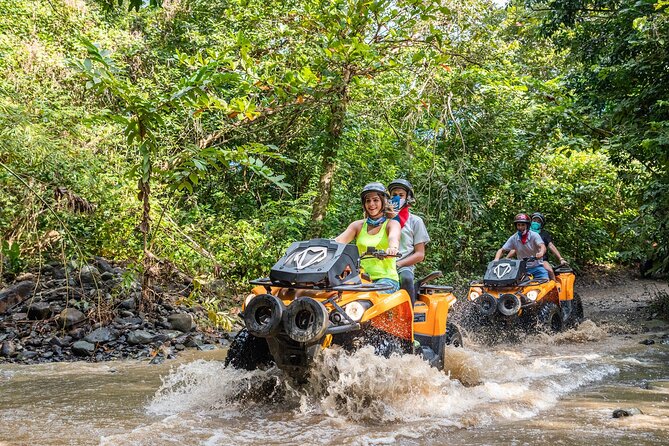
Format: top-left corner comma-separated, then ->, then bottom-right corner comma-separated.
309,68 -> 351,237
138,173 -> 154,311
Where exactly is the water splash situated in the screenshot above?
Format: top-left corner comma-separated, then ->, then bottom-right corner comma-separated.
147,340 -> 617,431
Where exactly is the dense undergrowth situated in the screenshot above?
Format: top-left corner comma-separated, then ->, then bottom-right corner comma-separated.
1,0 -> 666,315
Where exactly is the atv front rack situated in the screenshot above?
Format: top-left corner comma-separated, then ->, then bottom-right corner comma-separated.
249,277 -> 394,292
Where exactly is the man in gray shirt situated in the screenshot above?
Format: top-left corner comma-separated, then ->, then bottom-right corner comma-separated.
388,179 -> 430,303
494,213 -> 548,279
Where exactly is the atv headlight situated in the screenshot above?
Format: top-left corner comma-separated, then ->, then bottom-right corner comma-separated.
526,290 -> 539,301
469,291 -> 480,301
344,301 -> 370,322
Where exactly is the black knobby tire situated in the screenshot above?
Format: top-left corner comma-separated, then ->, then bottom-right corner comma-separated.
538,302 -> 563,333
573,293 -> 584,321
224,329 -> 274,371
445,322 -> 464,348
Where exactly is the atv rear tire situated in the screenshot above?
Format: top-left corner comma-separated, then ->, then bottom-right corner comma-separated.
224,329 -> 274,371
538,302 -> 563,333
565,293 -> 584,328
445,322 -> 464,347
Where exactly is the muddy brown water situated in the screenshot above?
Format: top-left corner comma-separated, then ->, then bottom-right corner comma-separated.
1,281 -> 668,446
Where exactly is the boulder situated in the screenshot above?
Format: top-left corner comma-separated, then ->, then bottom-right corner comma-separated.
127,330 -> 155,345
56,308 -> 86,328
0,281 -> 35,313
93,257 -> 114,273
78,265 -> 101,286
14,272 -> 35,282
613,408 -> 643,418
19,351 -> 39,360
118,298 -> 137,311
72,340 -> 95,356
168,313 -> 194,333
0,341 -> 16,357
27,302 -> 52,320
84,327 -> 119,344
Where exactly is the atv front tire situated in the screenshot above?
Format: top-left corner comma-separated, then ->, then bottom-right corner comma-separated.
224,329 -> 274,370
538,302 -> 563,333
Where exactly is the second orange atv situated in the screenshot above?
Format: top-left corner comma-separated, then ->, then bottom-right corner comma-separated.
224,239 -> 462,380
460,258 -> 583,335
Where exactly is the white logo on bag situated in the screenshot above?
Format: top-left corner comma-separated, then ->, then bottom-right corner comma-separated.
493,263 -> 512,279
294,247 -> 328,269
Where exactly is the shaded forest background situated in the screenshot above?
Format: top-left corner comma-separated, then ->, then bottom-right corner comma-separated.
1,0 -> 667,316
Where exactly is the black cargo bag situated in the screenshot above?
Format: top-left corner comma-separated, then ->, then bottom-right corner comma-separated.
483,259 -> 526,286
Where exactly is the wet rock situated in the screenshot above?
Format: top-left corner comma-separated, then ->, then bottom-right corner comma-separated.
0,281 -> 36,313
27,302 -> 52,320
15,272 -> 35,282
72,340 -> 95,356
42,351 -> 53,359
613,408 -> 643,418
127,330 -> 155,345
118,298 -> 136,311
56,308 -> 86,328
174,343 -> 185,351
0,341 -> 16,357
12,312 -> 27,321
159,330 -> 183,340
167,313 -> 193,333
84,327 -> 119,344
78,265 -> 101,286
639,339 -> 655,345
51,266 -> 66,279
100,271 -> 115,282
184,335 -> 202,348
114,316 -> 143,327
47,336 -> 64,347
19,351 -> 39,360
94,257 -> 114,274
69,327 -> 86,340
152,333 -> 170,343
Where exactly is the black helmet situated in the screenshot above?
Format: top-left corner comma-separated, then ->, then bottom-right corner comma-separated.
360,182 -> 390,203
387,179 -> 414,199
531,212 -> 545,227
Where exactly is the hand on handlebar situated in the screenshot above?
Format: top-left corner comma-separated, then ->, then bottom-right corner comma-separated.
362,250 -> 400,260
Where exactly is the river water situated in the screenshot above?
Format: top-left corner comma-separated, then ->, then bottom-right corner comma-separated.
1,317 -> 668,446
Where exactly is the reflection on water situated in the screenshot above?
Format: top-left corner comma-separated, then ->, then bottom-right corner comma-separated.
1,322 -> 668,446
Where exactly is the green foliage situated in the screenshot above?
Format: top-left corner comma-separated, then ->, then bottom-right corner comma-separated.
0,0 -> 657,321
526,0 -> 669,272
1,240 -> 23,276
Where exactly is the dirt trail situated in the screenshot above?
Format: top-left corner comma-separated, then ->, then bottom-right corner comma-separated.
576,271 -> 668,332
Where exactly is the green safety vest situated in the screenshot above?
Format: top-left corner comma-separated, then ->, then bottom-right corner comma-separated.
355,220 -> 399,281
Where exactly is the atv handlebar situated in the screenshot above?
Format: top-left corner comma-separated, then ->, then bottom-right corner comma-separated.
360,250 -> 401,260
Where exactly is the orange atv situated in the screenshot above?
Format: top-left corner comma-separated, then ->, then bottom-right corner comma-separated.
225,239 -> 462,380
461,257 -> 583,335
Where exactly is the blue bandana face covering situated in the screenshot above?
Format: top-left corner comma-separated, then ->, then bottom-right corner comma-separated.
530,222 -> 541,232
366,216 -> 387,227
390,195 -> 406,211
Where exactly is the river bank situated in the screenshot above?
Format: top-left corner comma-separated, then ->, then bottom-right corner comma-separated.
0,258 -> 231,364
1,261 -> 667,366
